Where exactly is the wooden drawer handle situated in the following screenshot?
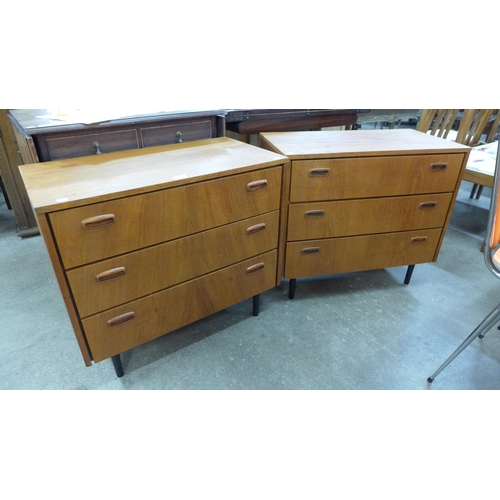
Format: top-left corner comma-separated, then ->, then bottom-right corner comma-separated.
411,236 -> 428,243
246,223 -> 266,235
429,162 -> 448,171
419,202 -> 437,210
246,180 -> 268,192
95,267 -> 126,283
81,214 -> 115,230
107,312 -> 135,327
309,168 -> 330,177
301,247 -> 321,255
304,210 -> 325,219
246,262 -> 265,274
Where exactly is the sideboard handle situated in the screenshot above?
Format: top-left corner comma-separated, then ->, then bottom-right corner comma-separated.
429,162 -> 448,171
95,267 -> 126,283
309,168 -> 330,177
246,223 -> 266,235
176,131 -> 183,143
92,141 -> 102,155
419,202 -> 437,210
410,236 -> 428,243
81,214 -> 115,230
246,180 -> 268,192
246,262 -> 265,274
301,247 -> 321,255
107,312 -> 135,327
304,210 -> 325,218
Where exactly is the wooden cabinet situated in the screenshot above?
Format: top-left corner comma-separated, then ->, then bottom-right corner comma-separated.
8,109 -> 225,236
19,137 -> 287,372
260,129 -> 471,297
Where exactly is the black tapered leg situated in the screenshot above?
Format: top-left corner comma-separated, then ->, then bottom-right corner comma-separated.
289,279 -> 297,299
253,294 -> 260,317
404,265 -> 415,285
111,354 -> 124,378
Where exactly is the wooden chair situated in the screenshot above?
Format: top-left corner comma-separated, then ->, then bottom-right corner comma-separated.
417,109 -> 460,138
459,110 -> 500,199
427,140 -> 500,383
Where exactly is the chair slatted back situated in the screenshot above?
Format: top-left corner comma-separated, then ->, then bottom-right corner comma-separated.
486,111 -> 500,144
456,109 -> 499,146
417,109 -> 460,138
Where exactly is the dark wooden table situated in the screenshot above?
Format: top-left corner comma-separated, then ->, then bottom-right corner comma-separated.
223,109 -> 360,140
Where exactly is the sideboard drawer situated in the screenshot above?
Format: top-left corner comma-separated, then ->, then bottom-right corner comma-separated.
82,250 -> 278,362
284,229 -> 443,279
287,193 -> 453,241
50,166 -> 282,269
67,211 -> 280,317
140,120 -> 213,147
290,154 -> 464,202
44,129 -> 140,160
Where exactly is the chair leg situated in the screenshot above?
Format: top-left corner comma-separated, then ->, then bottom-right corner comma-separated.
427,302 -> 500,383
469,183 -> 478,199
475,185 -> 484,200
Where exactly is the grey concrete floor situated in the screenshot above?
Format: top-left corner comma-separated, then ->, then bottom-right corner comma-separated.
2,178 -> 500,390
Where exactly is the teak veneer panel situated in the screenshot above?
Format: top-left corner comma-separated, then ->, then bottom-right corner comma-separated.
83,251 -> 278,362
68,211 -> 280,318
284,230 -> 443,279
20,137 -> 286,213
287,194 -> 453,241
260,129 -> 470,159
50,166 -> 282,269
289,154 -> 464,202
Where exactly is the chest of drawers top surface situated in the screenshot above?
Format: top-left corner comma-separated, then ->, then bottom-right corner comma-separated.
19,137 -> 287,214
260,129 -> 470,158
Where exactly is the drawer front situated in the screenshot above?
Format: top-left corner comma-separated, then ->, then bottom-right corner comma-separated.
68,211 -> 280,318
140,120 -> 213,147
50,166 -> 282,269
284,229 -> 442,279
82,250 -> 278,362
290,154 -> 465,202
287,193 -> 453,241
44,129 -> 140,160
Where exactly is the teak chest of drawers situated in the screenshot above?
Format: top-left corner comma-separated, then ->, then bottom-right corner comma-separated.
19,137 -> 288,375
260,129 -> 471,298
